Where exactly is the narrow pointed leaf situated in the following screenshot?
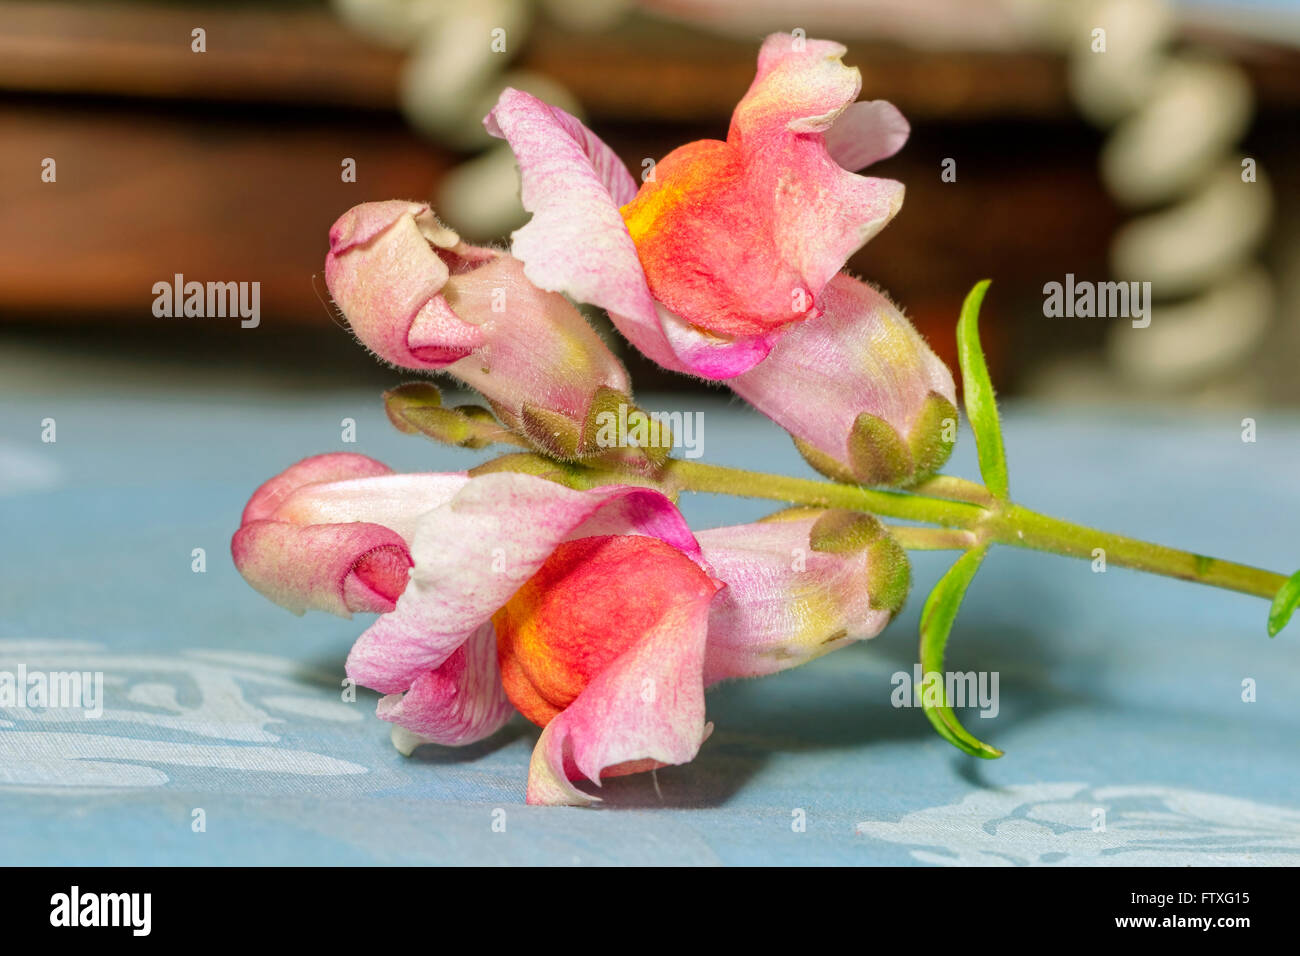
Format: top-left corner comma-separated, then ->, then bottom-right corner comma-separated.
919,542 -> 1003,758
1267,569 -> 1300,637
956,280 -> 1009,500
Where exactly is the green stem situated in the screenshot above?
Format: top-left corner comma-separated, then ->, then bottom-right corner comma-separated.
884,527 -> 978,551
988,505 -> 1287,600
909,475 -> 998,507
664,459 -> 1287,602
663,460 -> 987,528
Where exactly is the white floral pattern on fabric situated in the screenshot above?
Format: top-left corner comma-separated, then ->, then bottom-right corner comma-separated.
856,783 -> 1300,866
0,640 -> 372,789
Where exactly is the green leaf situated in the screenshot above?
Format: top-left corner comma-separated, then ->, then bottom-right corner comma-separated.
1267,569 -> 1300,637
919,543 -> 1003,758
956,280 -> 1009,500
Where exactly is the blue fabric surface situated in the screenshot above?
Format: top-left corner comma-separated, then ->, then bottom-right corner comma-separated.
2,387 -> 1298,865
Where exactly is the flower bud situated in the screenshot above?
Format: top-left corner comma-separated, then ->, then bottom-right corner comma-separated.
729,274 -> 958,487
326,200 -> 635,461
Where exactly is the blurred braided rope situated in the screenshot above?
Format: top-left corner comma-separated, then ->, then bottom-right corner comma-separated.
331,0 -> 626,239
1061,0 -> 1275,397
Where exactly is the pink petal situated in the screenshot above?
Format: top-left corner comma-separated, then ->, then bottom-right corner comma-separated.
241,452 -> 393,524
484,91 -> 661,352
657,306 -> 783,379
525,569 -> 719,806
270,472 -> 472,544
329,198 -> 455,254
326,201 -> 485,369
729,273 -> 957,486
232,520 -> 411,616
375,622 -> 516,746
825,100 -> 910,172
347,545 -> 417,613
485,88 -> 774,380
345,473 -> 701,694
728,34 -> 905,297
697,516 -> 896,684
483,89 -> 642,321
740,34 -> 863,133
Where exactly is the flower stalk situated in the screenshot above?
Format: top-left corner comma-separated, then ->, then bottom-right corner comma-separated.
664,458 -> 1288,602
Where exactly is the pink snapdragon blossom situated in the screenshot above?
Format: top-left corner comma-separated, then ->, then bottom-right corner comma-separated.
231,452 -> 468,616
325,201 -> 634,460
234,456 -> 907,805
484,34 -> 905,376
484,33 -> 956,484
